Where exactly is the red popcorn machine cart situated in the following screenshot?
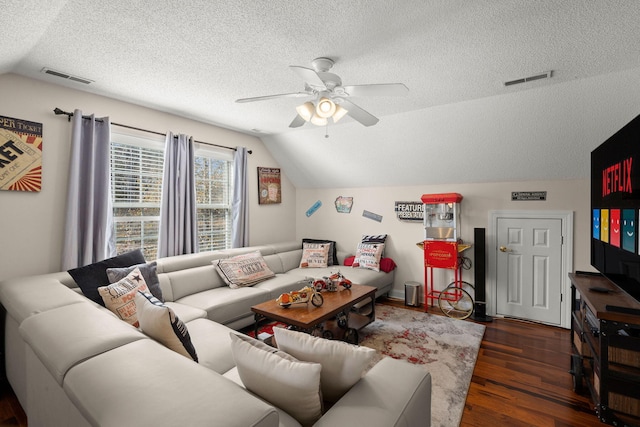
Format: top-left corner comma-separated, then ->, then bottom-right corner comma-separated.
421,193 -> 474,318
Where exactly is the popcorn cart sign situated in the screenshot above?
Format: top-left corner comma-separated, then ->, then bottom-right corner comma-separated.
424,240 -> 458,269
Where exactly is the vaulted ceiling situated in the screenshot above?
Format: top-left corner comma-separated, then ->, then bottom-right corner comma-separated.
3,1 -> 640,187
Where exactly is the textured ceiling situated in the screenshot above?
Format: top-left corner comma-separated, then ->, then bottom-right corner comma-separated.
2,0 -> 640,187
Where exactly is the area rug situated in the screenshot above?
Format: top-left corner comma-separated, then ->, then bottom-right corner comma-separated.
358,304 -> 486,427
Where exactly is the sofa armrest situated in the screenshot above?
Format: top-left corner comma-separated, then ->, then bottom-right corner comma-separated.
313,357 -> 431,427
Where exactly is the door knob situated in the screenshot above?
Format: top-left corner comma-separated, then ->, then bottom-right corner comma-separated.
499,246 -> 509,252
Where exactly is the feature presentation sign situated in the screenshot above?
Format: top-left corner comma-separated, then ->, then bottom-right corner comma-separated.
395,201 -> 424,222
0,115 -> 43,192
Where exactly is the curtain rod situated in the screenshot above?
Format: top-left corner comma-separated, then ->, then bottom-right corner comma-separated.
53,108 -> 252,154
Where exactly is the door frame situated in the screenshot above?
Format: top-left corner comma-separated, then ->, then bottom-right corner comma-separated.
487,210 -> 574,328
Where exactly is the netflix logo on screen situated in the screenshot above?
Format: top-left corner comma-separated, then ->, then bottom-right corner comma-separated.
602,157 -> 633,196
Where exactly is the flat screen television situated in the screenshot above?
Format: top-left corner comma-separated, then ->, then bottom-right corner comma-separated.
591,113 -> 640,302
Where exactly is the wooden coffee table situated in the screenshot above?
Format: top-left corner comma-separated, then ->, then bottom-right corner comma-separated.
251,283 -> 376,344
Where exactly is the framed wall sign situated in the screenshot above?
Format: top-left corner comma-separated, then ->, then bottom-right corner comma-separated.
0,115 -> 43,192
257,167 -> 281,204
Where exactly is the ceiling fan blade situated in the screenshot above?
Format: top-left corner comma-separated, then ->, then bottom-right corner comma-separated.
289,114 -> 306,128
290,66 -> 327,90
342,83 -> 409,97
235,92 -> 310,103
340,99 -> 379,127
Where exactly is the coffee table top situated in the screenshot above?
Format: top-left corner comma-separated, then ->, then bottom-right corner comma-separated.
251,283 -> 376,330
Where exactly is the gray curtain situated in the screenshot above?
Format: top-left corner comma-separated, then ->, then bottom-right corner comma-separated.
61,109 -> 115,270
158,132 -> 198,257
231,146 -> 249,248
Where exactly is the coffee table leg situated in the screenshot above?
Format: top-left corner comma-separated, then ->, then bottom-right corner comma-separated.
254,313 -> 263,339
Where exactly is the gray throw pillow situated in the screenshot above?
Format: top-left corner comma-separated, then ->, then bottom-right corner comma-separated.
107,261 -> 163,302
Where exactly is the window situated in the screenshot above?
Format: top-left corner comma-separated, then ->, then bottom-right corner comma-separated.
195,151 -> 233,251
110,133 -> 233,260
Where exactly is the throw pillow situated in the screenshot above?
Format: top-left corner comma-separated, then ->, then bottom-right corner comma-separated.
229,333 -> 323,426
353,243 -> 385,272
135,291 -> 198,362
214,251 -> 275,288
67,249 -> 146,306
302,238 -> 339,266
379,257 -> 397,273
343,255 -> 355,266
107,261 -> 163,302
97,267 -> 149,327
273,327 -> 376,403
299,242 -> 330,268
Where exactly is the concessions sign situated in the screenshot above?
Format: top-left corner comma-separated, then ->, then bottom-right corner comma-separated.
424,240 -> 458,269
257,167 -> 281,204
0,115 -> 43,192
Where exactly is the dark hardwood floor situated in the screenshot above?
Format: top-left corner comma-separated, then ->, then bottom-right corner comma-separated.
0,298 -> 602,427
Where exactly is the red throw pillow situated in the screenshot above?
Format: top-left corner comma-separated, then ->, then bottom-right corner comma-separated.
343,255 -> 355,266
379,257 -> 397,273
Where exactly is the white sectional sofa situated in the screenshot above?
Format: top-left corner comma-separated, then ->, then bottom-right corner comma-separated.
0,241 -> 432,426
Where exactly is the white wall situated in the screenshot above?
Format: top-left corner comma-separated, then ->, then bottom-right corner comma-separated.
295,179 -> 591,304
0,74 -> 296,281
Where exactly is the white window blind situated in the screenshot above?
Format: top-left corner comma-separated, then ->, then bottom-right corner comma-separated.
110,133 -> 233,260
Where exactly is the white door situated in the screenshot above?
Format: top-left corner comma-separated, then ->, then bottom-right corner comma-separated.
496,217 -> 563,325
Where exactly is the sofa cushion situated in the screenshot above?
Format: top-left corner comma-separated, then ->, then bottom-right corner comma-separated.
302,238 -> 338,265
164,301 -> 207,323
230,333 -> 322,426
253,276 -> 315,300
186,318 -> 238,374
107,261 -> 163,302
262,253 -> 285,274
299,242 -> 330,268
313,356 -> 432,427
163,264 -> 224,302
278,249 -> 304,272
353,243 -> 385,272
273,327 -> 376,402
0,276 -> 88,324
135,291 -> 198,362
214,251 -> 276,288
67,249 -> 146,306
98,267 -> 149,327
223,367 -> 304,427
19,303 -> 145,386
176,286 -> 270,325
63,339 -> 279,427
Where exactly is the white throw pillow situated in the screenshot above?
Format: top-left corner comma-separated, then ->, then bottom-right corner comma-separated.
135,291 -> 199,362
97,267 -> 149,327
214,251 -> 275,288
353,243 -> 385,272
273,327 -> 376,402
299,242 -> 330,268
229,333 -> 323,426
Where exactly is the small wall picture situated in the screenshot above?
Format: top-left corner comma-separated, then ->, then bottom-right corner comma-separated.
335,196 -> 353,213
257,167 -> 281,204
0,115 -> 43,192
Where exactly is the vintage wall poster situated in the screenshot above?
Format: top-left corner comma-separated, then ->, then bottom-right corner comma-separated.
257,167 -> 281,204
0,115 -> 43,192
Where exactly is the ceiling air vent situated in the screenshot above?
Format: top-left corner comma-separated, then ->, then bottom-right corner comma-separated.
504,71 -> 552,87
41,67 -> 93,85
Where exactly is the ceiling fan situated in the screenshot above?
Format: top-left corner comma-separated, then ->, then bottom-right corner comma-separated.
235,57 -> 409,128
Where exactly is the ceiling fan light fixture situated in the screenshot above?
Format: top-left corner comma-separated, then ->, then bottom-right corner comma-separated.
332,104 -> 348,123
315,97 -> 336,118
310,115 -> 328,126
296,102 -> 315,121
